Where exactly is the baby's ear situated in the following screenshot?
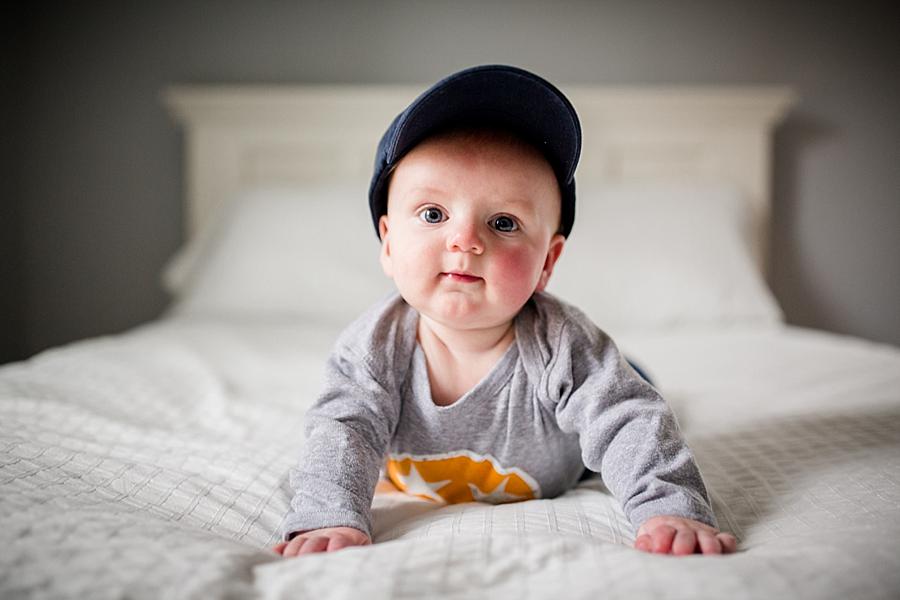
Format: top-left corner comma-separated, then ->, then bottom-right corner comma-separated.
378,216 -> 393,277
378,215 -> 390,242
535,234 -> 565,292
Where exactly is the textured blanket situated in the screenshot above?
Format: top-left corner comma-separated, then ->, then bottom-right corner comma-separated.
2,317 -> 899,599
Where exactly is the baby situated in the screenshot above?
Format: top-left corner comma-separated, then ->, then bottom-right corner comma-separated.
274,65 -> 736,557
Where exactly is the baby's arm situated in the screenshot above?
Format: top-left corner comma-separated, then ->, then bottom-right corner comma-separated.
272,527 -> 371,557
547,314 -> 732,553
278,338 -> 401,554
634,515 -> 737,555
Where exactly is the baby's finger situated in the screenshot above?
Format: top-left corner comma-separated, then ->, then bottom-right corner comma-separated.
696,530 -> 721,555
271,541 -> 289,555
671,528 -> 697,555
717,533 -> 738,554
633,534 -> 653,553
651,525 -> 677,554
298,536 -> 330,555
282,537 -> 307,558
327,535 -> 353,552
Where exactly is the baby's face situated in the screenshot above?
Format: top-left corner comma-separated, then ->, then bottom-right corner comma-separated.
379,130 -> 565,332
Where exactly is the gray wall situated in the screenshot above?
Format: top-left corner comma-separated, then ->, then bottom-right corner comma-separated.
2,2 -> 25,364
6,0 -> 899,363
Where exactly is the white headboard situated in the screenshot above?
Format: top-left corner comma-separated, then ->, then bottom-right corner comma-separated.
162,84 -> 795,271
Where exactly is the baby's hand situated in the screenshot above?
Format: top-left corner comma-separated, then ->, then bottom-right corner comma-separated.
272,526 -> 371,557
634,515 -> 737,556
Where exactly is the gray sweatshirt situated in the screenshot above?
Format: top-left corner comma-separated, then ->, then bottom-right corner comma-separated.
283,292 -> 716,540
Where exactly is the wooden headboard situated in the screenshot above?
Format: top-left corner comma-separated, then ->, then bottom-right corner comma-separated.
162,84 -> 795,271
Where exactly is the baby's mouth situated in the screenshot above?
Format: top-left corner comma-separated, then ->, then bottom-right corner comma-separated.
442,271 -> 483,283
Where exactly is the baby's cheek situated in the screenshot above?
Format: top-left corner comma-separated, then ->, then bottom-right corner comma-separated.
491,248 -> 544,298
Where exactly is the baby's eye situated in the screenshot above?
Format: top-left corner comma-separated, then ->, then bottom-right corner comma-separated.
491,215 -> 519,232
419,207 -> 446,224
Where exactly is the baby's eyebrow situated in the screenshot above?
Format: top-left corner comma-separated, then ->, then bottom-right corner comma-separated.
495,195 -> 535,207
489,195 -> 542,215
400,185 -> 542,215
404,185 -> 448,198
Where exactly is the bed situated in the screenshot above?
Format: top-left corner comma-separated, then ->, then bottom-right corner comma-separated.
3,82 -> 899,599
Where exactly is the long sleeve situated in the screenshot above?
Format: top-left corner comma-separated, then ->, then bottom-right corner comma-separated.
282,344 -> 402,541
546,313 -> 717,530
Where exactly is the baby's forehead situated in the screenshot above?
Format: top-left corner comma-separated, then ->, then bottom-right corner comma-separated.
387,127 -> 563,222
412,127 -> 550,164
393,129 -> 557,189
392,128 -> 560,191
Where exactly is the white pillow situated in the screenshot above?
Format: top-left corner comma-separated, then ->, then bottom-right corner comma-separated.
163,184 -> 396,325
163,182 -> 783,333
548,182 -> 784,335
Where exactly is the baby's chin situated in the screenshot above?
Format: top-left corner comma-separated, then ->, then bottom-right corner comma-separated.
410,297 -> 521,334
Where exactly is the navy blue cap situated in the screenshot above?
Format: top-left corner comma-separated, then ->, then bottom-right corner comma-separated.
368,64 -> 581,238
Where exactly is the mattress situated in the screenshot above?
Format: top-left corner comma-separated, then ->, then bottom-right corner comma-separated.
1,316 -> 899,599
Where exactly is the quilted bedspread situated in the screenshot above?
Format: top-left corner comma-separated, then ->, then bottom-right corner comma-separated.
1,317 -> 899,599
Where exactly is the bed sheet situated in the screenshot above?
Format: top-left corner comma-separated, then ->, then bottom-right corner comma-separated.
1,317 -> 898,599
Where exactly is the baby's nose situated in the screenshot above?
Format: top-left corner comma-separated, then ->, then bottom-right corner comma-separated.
447,221 -> 484,254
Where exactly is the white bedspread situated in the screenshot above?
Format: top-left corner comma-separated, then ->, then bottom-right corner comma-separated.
2,317 -> 899,599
